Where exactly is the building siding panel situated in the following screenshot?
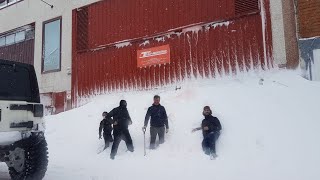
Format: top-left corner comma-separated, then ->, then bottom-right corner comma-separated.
71,0 -> 273,107
0,39 -> 34,65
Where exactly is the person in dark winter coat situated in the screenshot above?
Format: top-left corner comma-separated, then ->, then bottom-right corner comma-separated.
192,106 -> 222,157
99,112 -> 114,150
107,100 -> 134,160
142,95 -> 169,149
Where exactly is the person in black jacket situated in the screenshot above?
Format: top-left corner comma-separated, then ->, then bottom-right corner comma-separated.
99,111 -> 114,150
107,100 -> 134,160
142,95 -> 169,149
192,106 -> 222,157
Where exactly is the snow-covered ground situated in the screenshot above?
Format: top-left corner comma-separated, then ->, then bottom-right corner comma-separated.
1,70 -> 320,180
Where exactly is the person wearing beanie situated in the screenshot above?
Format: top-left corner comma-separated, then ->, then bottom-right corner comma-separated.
142,95 -> 169,149
107,100 -> 134,159
192,106 -> 222,158
99,111 -> 114,150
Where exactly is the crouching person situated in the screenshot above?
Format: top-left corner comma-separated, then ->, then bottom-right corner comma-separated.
192,106 -> 222,158
99,111 -> 114,150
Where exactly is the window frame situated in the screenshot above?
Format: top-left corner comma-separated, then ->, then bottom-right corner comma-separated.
0,0 -> 23,10
15,30 -> 26,43
41,16 -> 62,74
5,33 -> 15,45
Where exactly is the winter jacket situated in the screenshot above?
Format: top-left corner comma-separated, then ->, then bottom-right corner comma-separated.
99,117 -> 114,135
144,104 -> 169,129
107,106 -> 132,130
201,115 -> 222,137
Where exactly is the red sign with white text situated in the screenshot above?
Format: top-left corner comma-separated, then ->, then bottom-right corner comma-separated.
137,45 -> 170,67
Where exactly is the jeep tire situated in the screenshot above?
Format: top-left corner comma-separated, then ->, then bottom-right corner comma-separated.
7,133 -> 48,180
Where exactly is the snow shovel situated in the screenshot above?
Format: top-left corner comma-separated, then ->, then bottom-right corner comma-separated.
143,127 -> 146,156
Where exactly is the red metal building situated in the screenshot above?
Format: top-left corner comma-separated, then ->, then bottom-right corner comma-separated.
72,0 -> 273,107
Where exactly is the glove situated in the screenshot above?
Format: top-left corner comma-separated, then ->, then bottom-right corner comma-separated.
166,128 -> 169,133
99,135 -> 102,139
128,120 -> 133,125
113,121 -> 118,125
142,126 -> 146,132
191,127 -> 201,133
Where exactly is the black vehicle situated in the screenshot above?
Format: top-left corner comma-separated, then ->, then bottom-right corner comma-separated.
0,59 -> 48,180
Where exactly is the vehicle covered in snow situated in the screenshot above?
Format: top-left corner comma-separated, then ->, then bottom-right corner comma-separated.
0,59 -> 48,180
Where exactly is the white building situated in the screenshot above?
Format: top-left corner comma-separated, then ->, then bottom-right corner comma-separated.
0,0 -> 100,114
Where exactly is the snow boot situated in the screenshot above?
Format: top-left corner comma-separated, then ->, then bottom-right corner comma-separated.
210,152 -> 218,160
103,144 -> 109,150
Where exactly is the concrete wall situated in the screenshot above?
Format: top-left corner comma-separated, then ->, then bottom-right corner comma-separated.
269,0 -> 287,66
0,0 -> 100,94
269,0 -> 299,68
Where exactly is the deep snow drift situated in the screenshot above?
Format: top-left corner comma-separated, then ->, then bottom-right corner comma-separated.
1,70 -> 320,180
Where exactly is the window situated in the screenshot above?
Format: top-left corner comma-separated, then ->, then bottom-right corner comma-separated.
25,29 -> 35,40
0,0 -> 22,9
0,63 -> 31,102
15,31 -> 25,42
0,1 -> 6,8
7,0 -> 17,5
76,7 -> 89,51
0,24 -> 34,48
5,34 -> 15,45
42,17 -> 62,73
0,31 -> 28,47
235,0 -> 260,16
0,37 -> 5,47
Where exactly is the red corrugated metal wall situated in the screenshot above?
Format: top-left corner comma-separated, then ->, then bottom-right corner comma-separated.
72,0 -> 273,107
41,92 -> 68,115
85,0 -> 235,48
52,92 -> 67,114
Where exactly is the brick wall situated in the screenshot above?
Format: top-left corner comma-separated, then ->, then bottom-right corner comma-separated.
298,0 -> 320,38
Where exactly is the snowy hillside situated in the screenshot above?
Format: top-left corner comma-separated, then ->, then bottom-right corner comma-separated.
1,70 -> 320,180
